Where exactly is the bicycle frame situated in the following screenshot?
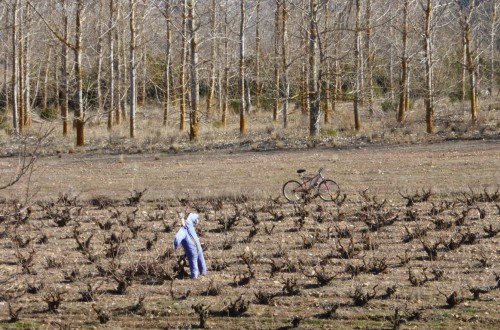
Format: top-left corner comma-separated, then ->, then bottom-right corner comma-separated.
295,168 -> 325,193
282,167 -> 340,203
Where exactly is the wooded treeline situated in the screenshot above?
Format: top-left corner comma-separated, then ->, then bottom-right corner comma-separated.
0,0 -> 498,146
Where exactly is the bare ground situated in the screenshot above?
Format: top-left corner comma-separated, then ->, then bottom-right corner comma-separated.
1,139 -> 499,201
0,139 -> 499,329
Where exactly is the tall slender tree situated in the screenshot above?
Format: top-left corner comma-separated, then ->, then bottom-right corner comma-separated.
179,0 -> 187,131
398,0 -> 410,123
162,0 -> 172,127
489,3 -> 497,96
422,0 -> 435,133
206,0 -> 217,118
11,0 -> 20,137
74,0 -> 85,146
108,0 -> 115,130
308,0 -> 320,136
365,0 -> 374,114
239,0 -> 247,134
273,0 -> 281,122
129,0 -> 137,138
353,0 -> 362,130
254,0 -> 262,110
221,0 -> 229,128
457,0 -> 478,122
281,0 -> 289,128
22,2 -> 32,128
188,0 -> 199,141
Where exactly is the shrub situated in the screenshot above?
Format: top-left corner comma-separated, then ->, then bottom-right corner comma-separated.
321,127 -> 337,137
0,111 -> 8,130
40,107 -> 59,120
381,99 -> 398,113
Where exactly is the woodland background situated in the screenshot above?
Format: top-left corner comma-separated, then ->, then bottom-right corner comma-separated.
0,0 -> 499,148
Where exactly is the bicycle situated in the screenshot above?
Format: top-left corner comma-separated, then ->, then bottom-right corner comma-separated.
282,167 -> 340,203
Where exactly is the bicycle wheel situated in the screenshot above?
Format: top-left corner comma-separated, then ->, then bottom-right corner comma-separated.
282,180 -> 303,202
317,179 -> 340,202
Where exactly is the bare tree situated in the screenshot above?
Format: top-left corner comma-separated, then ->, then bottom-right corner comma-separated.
254,0 -> 262,110
365,0 -> 374,114
179,0 -> 187,131
398,0 -> 410,123
456,0 -> 478,122
11,0 -> 20,137
239,0 -> 247,134
488,2 -> 498,96
129,0 -> 137,138
188,0 -> 199,140
281,0 -> 290,128
21,1 -> 32,129
30,0 -> 87,145
423,0 -> 435,133
309,0 -> 320,136
108,0 -> 116,130
221,0 -> 229,128
205,0 -> 217,118
273,0 -> 281,122
60,0 -> 70,136
161,0 -> 172,127
353,0 -> 362,130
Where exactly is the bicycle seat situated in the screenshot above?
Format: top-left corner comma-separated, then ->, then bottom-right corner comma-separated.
297,169 -> 306,174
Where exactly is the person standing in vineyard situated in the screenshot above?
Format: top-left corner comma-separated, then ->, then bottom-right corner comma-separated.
173,213 -> 207,279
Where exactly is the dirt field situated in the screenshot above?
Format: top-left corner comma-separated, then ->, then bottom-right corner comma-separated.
0,139 -> 499,329
1,139 -> 499,201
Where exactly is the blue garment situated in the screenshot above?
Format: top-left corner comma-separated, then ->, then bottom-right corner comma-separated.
173,213 -> 207,278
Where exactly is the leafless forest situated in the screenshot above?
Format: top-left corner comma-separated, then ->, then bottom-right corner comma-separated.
0,0 -> 499,144
0,0 -> 499,329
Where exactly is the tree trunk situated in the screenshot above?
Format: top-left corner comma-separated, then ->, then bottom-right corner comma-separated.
75,0 -> 85,146
42,47 -> 52,113
461,1 -> 478,122
424,0 -> 434,133
221,0 -> 229,128
96,1 -> 104,117
163,0 -> 172,127
61,0 -> 69,136
273,0 -> 281,122
389,25 -> 395,101
319,6 -> 330,124
353,0 -> 362,130
139,31 -> 147,107
239,0 -> 246,135
398,0 -> 409,123
461,31 -> 467,103
309,0 -> 320,136
188,0 -> 199,141
23,3 -> 31,128
489,4 -> 497,96
206,0 -> 217,118
331,58 -> 340,114
255,0 -> 261,110
4,45 -> 10,116
129,0 -> 137,138
18,5 -> 24,134
464,24 -> 477,122
365,0 -> 374,115
108,0 -> 115,130
281,0 -> 289,128
119,2 -> 127,123
11,1 -> 19,136
179,0 -> 187,131
115,2 -> 123,125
